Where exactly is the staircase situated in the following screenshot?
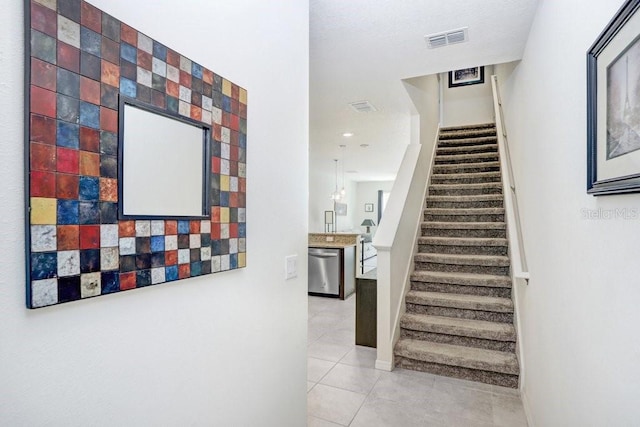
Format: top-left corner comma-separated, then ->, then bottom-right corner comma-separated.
394,123 -> 520,388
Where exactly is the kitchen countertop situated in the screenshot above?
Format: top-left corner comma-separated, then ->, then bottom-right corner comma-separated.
309,242 -> 357,249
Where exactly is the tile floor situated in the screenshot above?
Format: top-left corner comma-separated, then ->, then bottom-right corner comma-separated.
307,295 -> 528,427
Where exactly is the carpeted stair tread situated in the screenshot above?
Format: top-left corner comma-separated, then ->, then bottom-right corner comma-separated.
437,144 -> 498,154
427,194 -> 504,202
405,290 -> 514,313
430,182 -> 502,190
422,221 -> 506,230
436,152 -> 499,162
411,270 -> 512,288
431,172 -> 501,182
433,161 -> 500,171
439,129 -> 498,140
418,236 -> 508,247
425,207 -> 505,215
415,253 -> 510,267
440,123 -> 496,131
395,339 -> 519,375
400,313 -> 516,342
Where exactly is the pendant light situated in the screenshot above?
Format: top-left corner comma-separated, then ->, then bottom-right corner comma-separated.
339,144 -> 347,198
329,159 -> 341,201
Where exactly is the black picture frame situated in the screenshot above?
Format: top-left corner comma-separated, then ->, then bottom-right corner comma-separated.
448,66 -> 485,88
587,0 -> 640,195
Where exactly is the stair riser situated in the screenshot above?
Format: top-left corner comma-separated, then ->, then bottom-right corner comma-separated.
433,165 -> 501,174
394,357 -> 519,388
405,303 -> 514,323
400,329 -> 516,352
418,244 -> 508,256
427,200 -> 504,209
431,176 -> 501,185
435,155 -> 500,165
411,282 -> 512,298
422,227 -> 507,239
424,214 -> 505,222
415,262 -> 510,276
437,146 -> 498,155
429,187 -> 503,196
439,131 -> 497,140
438,139 -> 497,148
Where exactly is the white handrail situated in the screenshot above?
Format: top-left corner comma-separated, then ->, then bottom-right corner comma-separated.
491,75 -> 529,281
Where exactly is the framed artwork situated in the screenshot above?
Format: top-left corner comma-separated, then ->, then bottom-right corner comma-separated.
364,203 -> 374,212
335,203 -> 347,216
448,66 -> 485,88
587,0 -> 640,195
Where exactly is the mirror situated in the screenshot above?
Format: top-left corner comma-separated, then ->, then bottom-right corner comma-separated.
119,98 -> 211,219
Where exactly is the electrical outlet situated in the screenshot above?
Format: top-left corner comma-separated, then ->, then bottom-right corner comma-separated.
285,255 -> 298,280
326,235 -> 334,242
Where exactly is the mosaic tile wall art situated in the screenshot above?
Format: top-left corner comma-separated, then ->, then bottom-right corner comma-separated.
25,0 -> 247,308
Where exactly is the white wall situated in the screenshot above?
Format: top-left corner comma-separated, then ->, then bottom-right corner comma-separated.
355,181 -> 394,236
497,1 -> 640,425
309,161 -> 358,233
442,65 -> 494,127
0,1 -> 309,425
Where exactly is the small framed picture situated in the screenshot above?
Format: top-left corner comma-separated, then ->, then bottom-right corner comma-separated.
364,203 -> 374,212
448,66 -> 485,88
335,203 -> 347,216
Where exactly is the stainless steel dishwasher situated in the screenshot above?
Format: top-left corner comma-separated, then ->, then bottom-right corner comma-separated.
308,248 -> 340,297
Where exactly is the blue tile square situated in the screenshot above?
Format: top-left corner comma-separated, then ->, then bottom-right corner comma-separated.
151,252 -> 165,268
165,265 -> 178,282
58,276 -> 81,303
79,201 -> 100,224
222,95 -> 232,113
151,236 -> 165,253
238,223 -> 246,238
79,101 -> 100,129
80,249 -> 100,273
230,253 -> 238,269
31,30 -> 57,65
58,200 -> 79,224
152,41 -> 167,61
167,96 -> 179,113
57,68 -> 80,98
120,43 -> 137,64
220,191 -> 229,207
80,27 -> 102,57
201,233 -> 211,247
57,121 -> 79,149
100,202 -> 118,224
191,261 -> 202,276
57,94 -> 79,123
136,269 -> 151,287
31,252 -> 57,280
79,176 -> 99,201
120,78 -> 137,98
239,134 -> 246,149
101,271 -> 120,294
100,131 -> 118,155
178,220 -> 190,234
211,240 -> 221,256
201,260 -> 211,274
191,62 -> 203,79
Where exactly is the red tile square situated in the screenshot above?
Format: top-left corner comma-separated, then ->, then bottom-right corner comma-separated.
222,112 -> 231,128
239,178 -> 246,193
178,264 -> 190,278
120,272 -> 137,290
211,157 -> 220,174
81,1 -> 102,33
137,50 -> 152,70
80,76 -> 101,105
231,84 -> 239,100
230,130 -> 239,146
179,71 -> 191,88
189,221 -> 200,234
202,69 -> 214,85
165,221 -> 178,235
210,223 -> 220,240
229,192 -> 238,208
100,107 -> 118,132
57,173 -> 79,199
230,145 -> 239,161
30,114 -> 56,145
190,105 -> 202,122
101,60 -> 120,87
31,85 -> 56,118
120,23 -> 137,46
57,41 -> 80,73
212,207 -> 221,223
80,225 -> 100,249
101,37 -> 120,65
166,49 -> 180,67
31,170 -> 56,197
229,223 -> 238,238
79,151 -> 100,176
31,58 -> 57,91
231,99 -> 239,115
119,221 -> 135,237
213,124 -> 222,141
151,90 -> 166,109
165,250 -> 178,266
58,225 -> 80,250
166,80 -> 179,98
239,103 -> 247,119
31,1 -> 57,37
230,114 -> 239,131
230,161 -> 238,176
238,192 -> 246,208
79,127 -> 100,152
30,142 -> 56,172
100,178 -> 118,202
56,147 -> 79,174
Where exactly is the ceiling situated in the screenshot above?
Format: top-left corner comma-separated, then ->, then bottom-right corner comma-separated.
310,0 -> 539,182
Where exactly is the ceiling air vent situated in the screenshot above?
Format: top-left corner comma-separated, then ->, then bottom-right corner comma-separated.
349,100 -> 377,113
425,27 -> 468,49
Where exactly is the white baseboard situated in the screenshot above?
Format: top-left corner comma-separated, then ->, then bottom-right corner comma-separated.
521,388 -> 535,427
375,359 -> 393,371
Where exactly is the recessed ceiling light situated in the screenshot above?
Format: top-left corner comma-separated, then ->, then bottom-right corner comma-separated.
342,132 -> 354,137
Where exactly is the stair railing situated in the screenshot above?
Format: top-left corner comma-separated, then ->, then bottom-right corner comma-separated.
491,75 -> 530,282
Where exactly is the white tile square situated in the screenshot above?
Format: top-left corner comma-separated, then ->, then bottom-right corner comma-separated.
221,127 -> 230,144
238,238 -> 246,252
152,57 -> 166,77
229,238 -> 238,254
200,246 -> 211,261
230,177 -> 238,192
165,235 -> 178,251
320,363 -> 382,395
220,224 -> 229,239
200,220 -> 211,233
100,247 -> 119,271
220,254 -> 230,271
33,0 -> 56,10
178,248 -> 190,264
221,143 -> 230,159
307,384 -> 366,426
58,15 -> 80,48
212,107 -> 222,124
179,100 -> 191,117
31,225 -> 56,252
137,67 -> 152,87
179,85 -> 191,103
201,110 -> 212,125
179,56 -> 192,73
31,278 -> 58,308
308,357 -> 336,382
137,32 -> 153,54
166,64 -> 180,82
100,224 -> 119,247
221,159 -> 230,175
308,341 -> 352,363
189,233 -> 201,248
238,208 -> 246,222
202,96 -> 212,111
119,237 -> 136,255
57,250 -> 80,277
238,162 -> 246,178
151,220 -> 165,236
135,220 -> 151,237
80,272 -> 101,298
151,267 -> 166,285
211,256 -> 221,272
